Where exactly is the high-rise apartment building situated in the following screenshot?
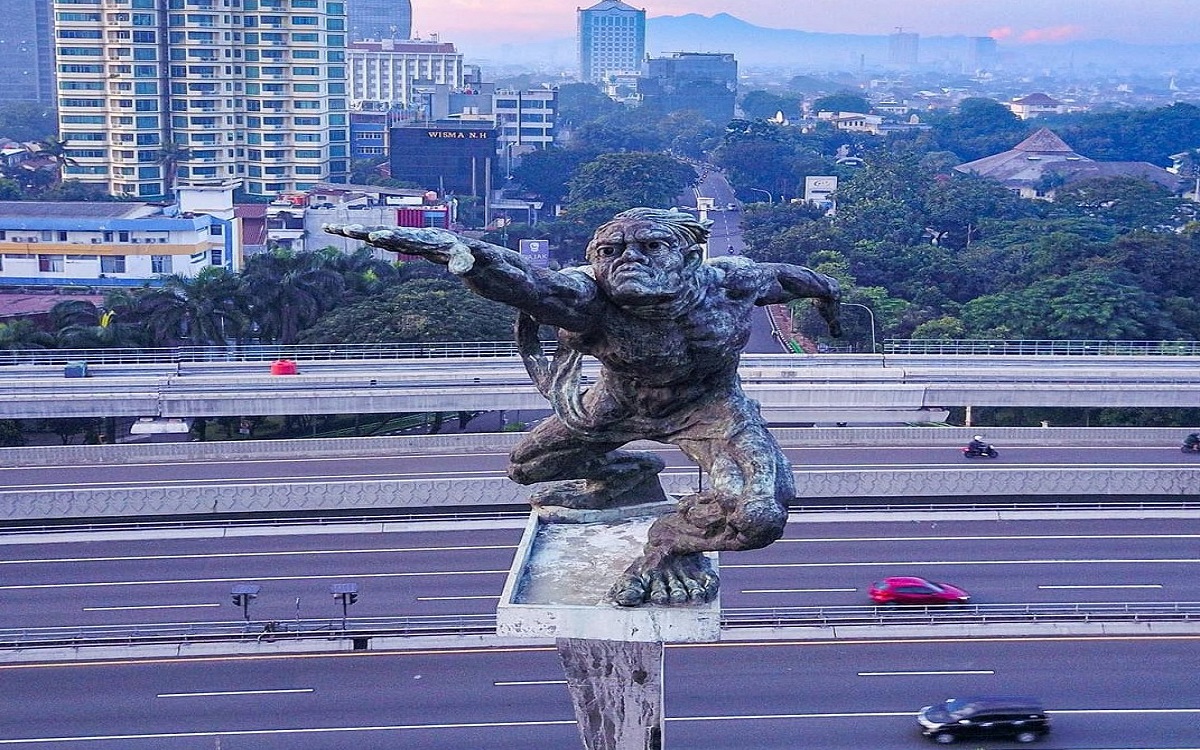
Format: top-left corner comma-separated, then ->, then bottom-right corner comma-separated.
577,0 -> 645,84
348,0 -> 411,41
347,38 -> 463,111
887,29 -> 919,67
52,0 -> 349,200
1,0 -> 55,106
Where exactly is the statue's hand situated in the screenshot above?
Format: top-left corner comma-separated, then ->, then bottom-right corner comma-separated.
323,224 -> 476,274
815,295 -> 842,337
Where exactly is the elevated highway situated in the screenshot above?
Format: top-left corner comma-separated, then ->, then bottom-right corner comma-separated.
1,353 -> 1199,420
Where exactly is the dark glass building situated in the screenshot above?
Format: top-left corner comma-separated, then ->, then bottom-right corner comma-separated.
1,0 -> 54,106
349,0 -> 413,41
388,124 -> 497,197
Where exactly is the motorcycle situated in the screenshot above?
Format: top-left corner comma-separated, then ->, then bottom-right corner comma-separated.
963,444 -> 999,459
1183,442 -> 1200,454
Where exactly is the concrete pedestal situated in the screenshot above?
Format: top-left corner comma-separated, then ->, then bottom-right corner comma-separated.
497,511 -> 719,749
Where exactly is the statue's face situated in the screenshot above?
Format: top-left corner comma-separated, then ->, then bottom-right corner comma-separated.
589,219 -> 694,305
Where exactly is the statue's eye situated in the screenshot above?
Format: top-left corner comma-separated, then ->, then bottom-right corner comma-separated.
644,240 -> 666,251
598,245 -> 618,257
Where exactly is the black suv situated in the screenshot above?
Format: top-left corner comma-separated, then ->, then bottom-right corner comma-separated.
918,696 -> 1050,744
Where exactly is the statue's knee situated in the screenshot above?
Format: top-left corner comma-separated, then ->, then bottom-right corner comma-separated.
735,499 -> 787,549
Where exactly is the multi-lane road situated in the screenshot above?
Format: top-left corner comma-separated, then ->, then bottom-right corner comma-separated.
2,514 -> 1200,747
3,514 -> 1200,631
6,443 -> 1198,496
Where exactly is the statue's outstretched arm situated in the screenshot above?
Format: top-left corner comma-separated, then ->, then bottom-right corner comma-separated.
324,224 -> 595,329
760,263 -> 843,337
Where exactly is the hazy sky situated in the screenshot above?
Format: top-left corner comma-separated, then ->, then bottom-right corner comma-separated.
410,0 -> 1198,46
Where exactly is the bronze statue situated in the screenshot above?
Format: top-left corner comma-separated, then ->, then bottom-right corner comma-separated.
326,208 -> 841,607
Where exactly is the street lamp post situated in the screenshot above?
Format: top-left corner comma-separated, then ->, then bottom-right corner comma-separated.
331,582 -> 359,630
840,302 -> 878,355
748,187 -> 774,204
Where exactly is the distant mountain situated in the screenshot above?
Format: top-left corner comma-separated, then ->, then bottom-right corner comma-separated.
460,12 -> 1200,77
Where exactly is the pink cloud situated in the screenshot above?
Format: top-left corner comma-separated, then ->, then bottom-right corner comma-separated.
987,26 -> 1014,41
1018,25 -> 1084,43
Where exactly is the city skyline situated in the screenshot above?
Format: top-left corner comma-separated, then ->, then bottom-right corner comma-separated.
410,0 -> 1199,47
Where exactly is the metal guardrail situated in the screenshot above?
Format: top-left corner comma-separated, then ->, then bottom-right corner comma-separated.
0,341 -> 542,366
3,339 -> 1199,366
3,499 -> 1199,539
0,613 -> 498,651
6,602 -> 1199,652
885,339 -> 1200,356
722,601 -> 1200,629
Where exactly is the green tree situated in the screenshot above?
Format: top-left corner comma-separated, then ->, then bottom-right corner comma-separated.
739,90 -> 803,121
923,172 -> 1033,249
811,91 -> 872,115
135,267 -> 247,346
1050,176 -> 1192,231
511,147 -> 598,207
565,152 -> 696,209
555,82 -> 623,128
298,278 -> 516,343
0,319 -> 54,350
962,268 -> 1178,340
0,102 -> 56,143
240,249 -> 344,344
925,97 -> 1029,162
155,141 -> 191,196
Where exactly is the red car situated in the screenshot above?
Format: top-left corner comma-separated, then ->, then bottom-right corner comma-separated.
869,576 -> 971,605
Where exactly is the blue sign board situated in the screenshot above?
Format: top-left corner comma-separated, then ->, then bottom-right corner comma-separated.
520,239 -> 550,268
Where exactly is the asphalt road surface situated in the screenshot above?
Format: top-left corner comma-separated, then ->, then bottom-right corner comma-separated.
1,636 -> 1196,748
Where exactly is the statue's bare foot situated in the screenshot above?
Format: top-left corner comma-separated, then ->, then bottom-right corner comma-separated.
529,475 -> 668,511
609,551 -> 719,607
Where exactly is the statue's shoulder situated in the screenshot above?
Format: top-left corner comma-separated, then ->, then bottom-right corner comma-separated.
707,256 -> 764,289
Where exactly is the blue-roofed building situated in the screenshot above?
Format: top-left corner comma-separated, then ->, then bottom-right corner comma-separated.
0,190 -> 241,287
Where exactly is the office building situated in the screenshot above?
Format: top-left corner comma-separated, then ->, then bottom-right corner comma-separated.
888,29 -> 919,66
348,0 -> 411,41
638,52 -> 737,124
52,0 -> 349,200
389,122 -> 496,197
577,0 -> 645,84
1,0 -> 54,106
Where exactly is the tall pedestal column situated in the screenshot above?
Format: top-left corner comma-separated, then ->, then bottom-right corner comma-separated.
557,637 -> 663,750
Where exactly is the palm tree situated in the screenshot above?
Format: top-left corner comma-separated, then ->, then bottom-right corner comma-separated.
318,245 -> 398,300
39,136 -> 77,183
240,249 -> 345,344
0,319 -> 55,350
134,267 -> 247,346
155,140 -> 191,197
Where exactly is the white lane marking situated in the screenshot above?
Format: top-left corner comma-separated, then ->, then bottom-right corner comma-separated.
858,670 -> 995,676
493,680 -> 567,687
740,588 -> 857,594
1038,584 -> 1163,590
157,688 -> 314,698
0,569 -> 509,591
0,544 -> 516,566
727,558 -> 1200,570
0,718 -> 579,744
3,707 -> 1200,743
83,603 -> 221,612
416,595 -> 501,601
780,533 -> 1200,543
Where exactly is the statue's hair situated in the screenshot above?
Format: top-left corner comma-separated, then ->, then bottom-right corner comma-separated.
588,208 -> 713,260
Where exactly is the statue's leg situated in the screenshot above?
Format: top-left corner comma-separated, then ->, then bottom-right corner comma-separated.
609,420 -> 791,606
508,417 -> 668,510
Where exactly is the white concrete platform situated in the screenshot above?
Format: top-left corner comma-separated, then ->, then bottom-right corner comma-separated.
497,512 -> 720,643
